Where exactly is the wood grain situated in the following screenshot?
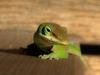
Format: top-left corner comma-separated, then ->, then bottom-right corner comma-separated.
0,50 -> 99,75
0,0 -> 100,48
0,52 -> 85,75
84,55 -> 100,75
0,48 -> 99,75
0,1 -> 100,74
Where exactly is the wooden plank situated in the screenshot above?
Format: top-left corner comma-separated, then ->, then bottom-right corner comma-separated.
0,49 -> 99,75
0,0 -> 100,48
84,55 -> 100,75
0,51 -> 85,75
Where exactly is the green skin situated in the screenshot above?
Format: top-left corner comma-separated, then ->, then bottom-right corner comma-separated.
34,23 -> 84,62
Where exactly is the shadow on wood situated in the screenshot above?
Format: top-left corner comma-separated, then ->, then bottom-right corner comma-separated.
0,43 -> 86,75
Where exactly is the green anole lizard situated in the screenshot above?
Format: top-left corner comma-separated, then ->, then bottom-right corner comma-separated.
34,23 -> 85,63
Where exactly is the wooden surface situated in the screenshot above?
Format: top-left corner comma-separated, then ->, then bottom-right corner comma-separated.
84,55 -> 100,75
0,0 -> 100,75
0,52 -> 85,75
0,0 -> 100,49
0,49 -> 99,75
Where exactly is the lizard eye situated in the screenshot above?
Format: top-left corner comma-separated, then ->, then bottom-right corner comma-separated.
46,27 -> 51,32
41,26 -> 51,35
41,27 -> 46,35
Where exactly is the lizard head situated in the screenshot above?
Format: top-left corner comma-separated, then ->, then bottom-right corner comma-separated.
34,23 -> 68,49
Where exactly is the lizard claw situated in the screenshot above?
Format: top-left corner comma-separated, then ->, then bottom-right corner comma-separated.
38,54 -> 59,60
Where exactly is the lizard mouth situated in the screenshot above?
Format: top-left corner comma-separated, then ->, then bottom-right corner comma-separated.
40,33 -> 68,46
